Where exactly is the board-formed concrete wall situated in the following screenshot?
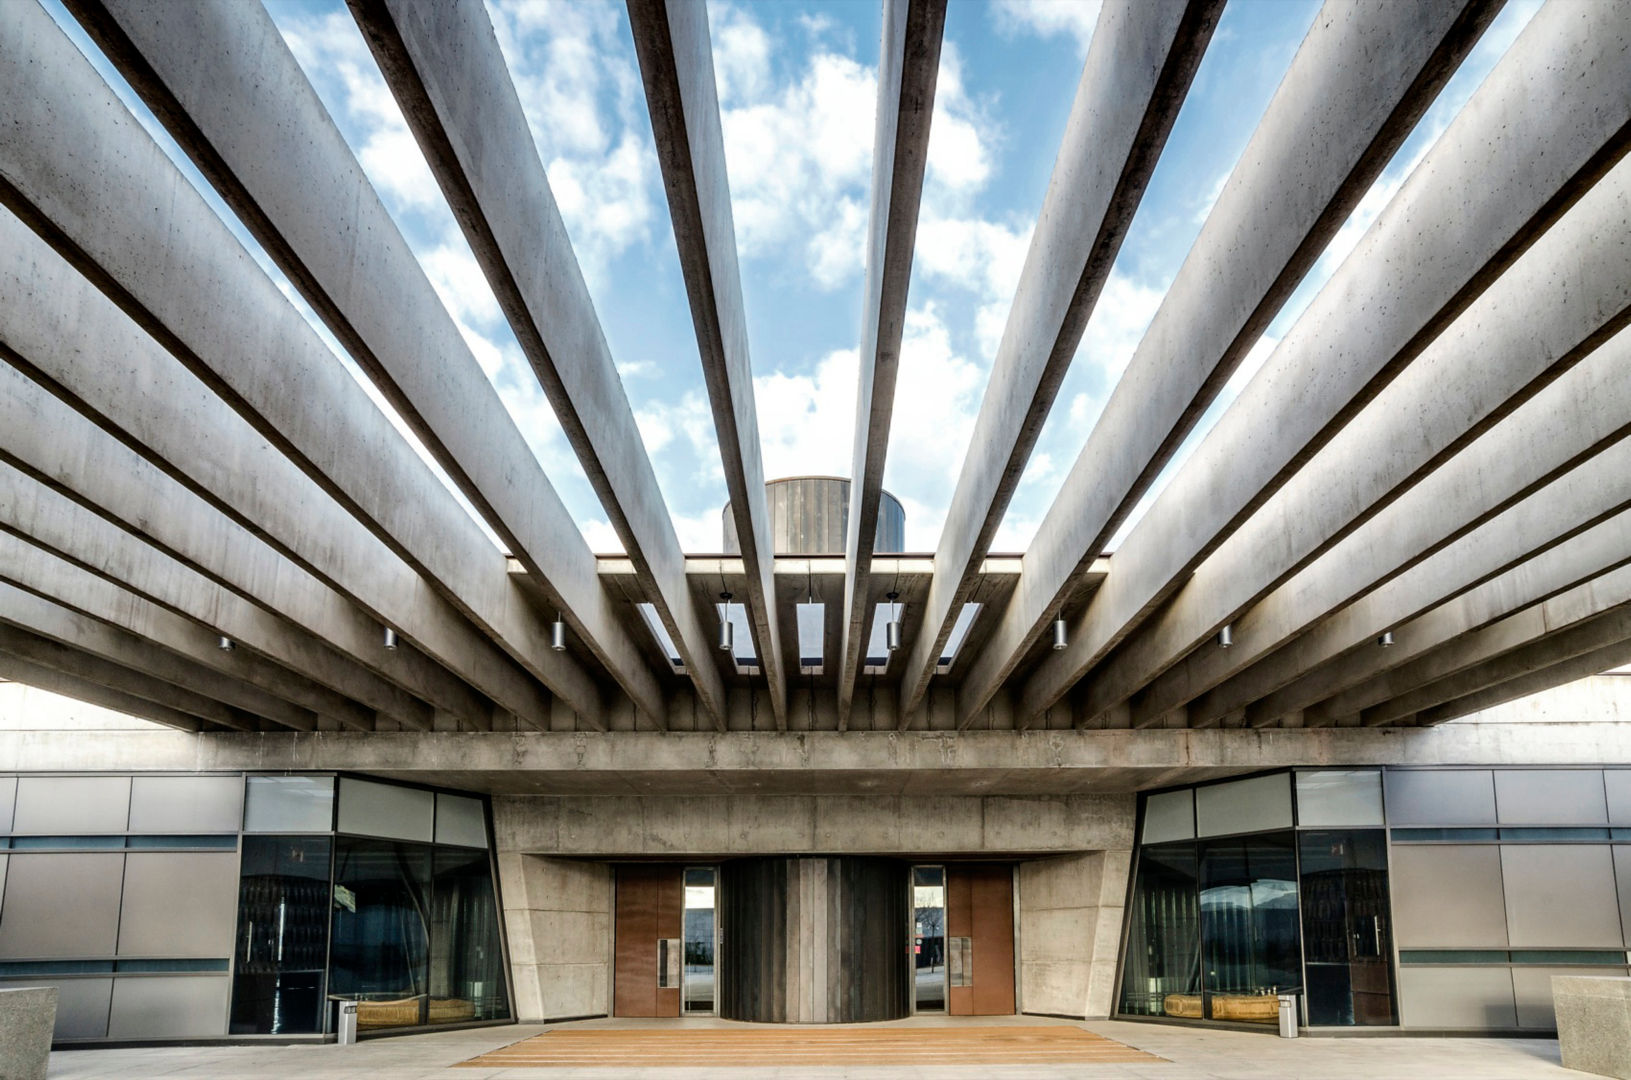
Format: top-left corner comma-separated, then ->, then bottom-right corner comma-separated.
496,855 -> 612,1022
1017,852 -> 1131,1019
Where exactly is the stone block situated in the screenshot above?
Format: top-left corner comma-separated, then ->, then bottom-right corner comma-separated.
1555,975 -> 1631,1078
0,987 -> 54,1079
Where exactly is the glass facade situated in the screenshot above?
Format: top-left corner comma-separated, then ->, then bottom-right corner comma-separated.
230,835 -> 332,1034
683,867 -> 716,1014
912,866 -> 947,1012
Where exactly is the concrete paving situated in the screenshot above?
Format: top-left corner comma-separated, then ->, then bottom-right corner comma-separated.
38,1017 -> 1572,1078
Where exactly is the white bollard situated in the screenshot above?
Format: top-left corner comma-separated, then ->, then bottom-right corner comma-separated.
1277,994 -> 1299,1038
336,1000 -> 358,1046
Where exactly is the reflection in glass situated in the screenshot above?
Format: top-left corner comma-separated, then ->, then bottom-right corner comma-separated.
429,846 -> 510,1022
1117,844 -> 1200,1017
1298,830 -> 1395,1025
912,866 -> 946,1011
683,867 -> 716,1013
329,837 -> 432,1029
231,835 -> 331,1034
1200,834 -> 1302,1023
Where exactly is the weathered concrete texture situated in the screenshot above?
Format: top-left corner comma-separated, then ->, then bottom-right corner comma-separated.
497,855 -> 611,1022
627,0 -> 788,725
0,986 -> 55,1080
1024,0 -> 1631,723
1554,975 -> 1631,1079
962,0 -> 1500,728
1421,637 -> 1631,728
0,655 -> 204,733
1018,851 -> 1130,1019
491,795 -> 1135,856
901,0 -> 1221,718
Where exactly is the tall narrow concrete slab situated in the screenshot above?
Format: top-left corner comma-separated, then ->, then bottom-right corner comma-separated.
0,584 -> 317,732
958,0 -> 1501,727
896,0 -> 1221,720
1023,0 -> 1631,723
0,2 -> 605,723
70,0 -> 665,727
0,654 -> 204,733
836,0 -> 946,727
627,0 -> 787,726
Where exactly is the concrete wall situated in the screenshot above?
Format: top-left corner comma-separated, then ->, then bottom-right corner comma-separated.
1017,851 -> 1131,1019
496,854 -> 612,1022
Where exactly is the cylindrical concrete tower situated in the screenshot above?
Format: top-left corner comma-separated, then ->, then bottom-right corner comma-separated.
721,476 -> 905,555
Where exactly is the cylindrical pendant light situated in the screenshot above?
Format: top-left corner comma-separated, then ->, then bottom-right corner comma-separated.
551,617 -> 568,652
885,591 -> 902,652
217,636 -> 235,652
1378,631 -> 1395,647
1217,624 -> 1233,649
718,592 -> 735,652
1052,618 -> 1068,650
383,627 -> 399,650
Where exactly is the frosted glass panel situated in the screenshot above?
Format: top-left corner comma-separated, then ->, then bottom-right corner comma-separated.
0,777 -> 15,833
435,793 -> 487,848
1607,772 -> 1631,824
1296,770 -> 1383,827
1495,770 -> 1608,825
337,778 -> 433,842
1143,790 -> 1194,844
243,776 -> 334,833
1384,770 -> 1496,826
12,776 -> 129,834
1195,774 -> 1292,838
129,776 -> 243,833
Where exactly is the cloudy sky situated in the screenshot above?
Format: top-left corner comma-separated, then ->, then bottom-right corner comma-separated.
49,0 -> 1542,555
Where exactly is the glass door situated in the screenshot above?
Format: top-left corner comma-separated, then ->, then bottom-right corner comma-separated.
683,867 -> 717,1014
1297,830 -> 1396,1025
1198,833 -> 1302,1024
912,866 -> 946,1012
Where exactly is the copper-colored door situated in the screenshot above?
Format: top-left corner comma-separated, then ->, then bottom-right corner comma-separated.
946,863 -> 1015,1015
613,865 -> 684,1017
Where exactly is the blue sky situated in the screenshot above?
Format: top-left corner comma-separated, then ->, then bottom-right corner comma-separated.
48,0 -> 1543,555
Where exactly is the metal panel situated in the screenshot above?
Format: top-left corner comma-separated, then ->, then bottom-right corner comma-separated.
1616,847 -> 1631,947
107,974 -> 229,1039
1295,770 -> 1384,827
1397,967 -> 1516,1029
0,853 -> 124,957
11,776 -> 129,834
0,854 -> 6,922
1501,845 -> 1623,948
1494,769 -> 1608,825
0,776 -> 15,833
1513,965 -> 1628,1029
1143,789 -> 1194,844
434,793 -> 488,849
1194,773 -> 1292,838
336,778 -> 433,842
1605,771 -> 1631,825
1390,845 -> 1508,948
117,852 -> 239,957
0,977 -> 112,1040
242,775 -> 333,833
1384,770 -> 1496,826
128,776 -> 244,834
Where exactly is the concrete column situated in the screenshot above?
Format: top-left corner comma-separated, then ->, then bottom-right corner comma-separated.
496,854 -> 612,1022
1017,851 -> 1130,1019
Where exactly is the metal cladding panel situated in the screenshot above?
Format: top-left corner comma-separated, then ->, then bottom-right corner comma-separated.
127,776 -> 244,834
1500,845 -> 1623,948
1493,770 -> 1608,825
1398,967 -> 1516,1029
1617,846 -> 1631,947
11,776 -> 129,834
1603,772 -> 1631,824
117,852 -> 240,957
0,853 -> 124,957
107,975 -> 229,1039
1384,770 -> 1497,826
0,777 -> 15,833
0,978 -> 112,1040
1390,845 -> 1509,948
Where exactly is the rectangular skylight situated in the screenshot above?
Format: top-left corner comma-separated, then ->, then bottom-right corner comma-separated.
863,601 -> 900,675
937,603 -> 982,673
637,603 -> 684,672
716,602 -> 759,675
797,602 -> 824,675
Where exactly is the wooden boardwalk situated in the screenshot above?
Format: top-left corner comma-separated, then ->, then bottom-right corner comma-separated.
457,1024 -> 1164,1068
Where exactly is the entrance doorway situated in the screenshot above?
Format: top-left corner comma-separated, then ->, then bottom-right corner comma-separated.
912,866 -> 947,1012
612,865 -> 683,1017
946,863 -> 1016,1015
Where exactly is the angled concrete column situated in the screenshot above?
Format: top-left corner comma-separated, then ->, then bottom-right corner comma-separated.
835,0 -> 946,727
1023,0 -> 1631,724
627,0 -> 788,725
961,0 -> 1500,728
71,0 -> 665,727
1417,636 -> 1631,726
0,583 -> 319,731
898,0 -> 1222,720
0,1 -> 606,723
0,654 -> 204,733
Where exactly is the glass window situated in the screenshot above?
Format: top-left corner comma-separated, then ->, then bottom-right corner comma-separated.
1117,843 -> 1200,1018
913,866 -> 946,1012
683,867 -> 716,1014
337,779 -> 433,843
1296,771 -> 1383,828
1298,830 -> 1395,1026
231,835 -> 332,1034
428,846 -> 510,1024
433,794 -> 487,850
243,776 -> 334,833
1199,833 -> 1301,1023
329,836 -> 433,1029
1144,790 -> 1195,844
1196,774 -> 1293,838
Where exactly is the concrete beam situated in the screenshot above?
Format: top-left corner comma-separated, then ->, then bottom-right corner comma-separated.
0,540 -> 375,731
960,0 -> 1501,727
0,583 -> 318,732
836,0 -> 946,727
1416,639 -> 1631,726
627,0 -> 788,726
899,0 -> 1222,720
0,1 -> 605,723
0,655 -> 203,734
1023,0 -> 1631,723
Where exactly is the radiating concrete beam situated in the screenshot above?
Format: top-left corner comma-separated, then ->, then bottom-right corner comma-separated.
69,0 -> 667,728
1416,636 -> 1631,726
0,654 -> 204,733
898,0 -> 1222,721
958,0 -> 1501,727
0,583 -> 318,731
0,1 -> 606,723
626,0 -> 788,726
835,0 -> 946,728
1023,0 -> 1631,723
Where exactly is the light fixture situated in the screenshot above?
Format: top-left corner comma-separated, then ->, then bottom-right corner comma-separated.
885,592 -> 902,653
551,616 -> 568,652
718,592 -> 734,652
1052,617 -> 1068,651
383,627 -> 399,650
1378,631 -> 1395,647
1217,624 -> 1233,649
217,636 -> 235,652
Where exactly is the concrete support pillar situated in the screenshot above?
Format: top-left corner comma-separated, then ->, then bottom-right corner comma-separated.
1017,850 -> 1131,1019
496,854 -> 612,1022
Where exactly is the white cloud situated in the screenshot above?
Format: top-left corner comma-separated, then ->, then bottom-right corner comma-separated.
991,0 -> 1102,54
754,348 -> 860,480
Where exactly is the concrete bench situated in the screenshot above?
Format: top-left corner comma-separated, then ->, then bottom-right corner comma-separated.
1555,975 -> 1631,1079
0,986 -> 56,1080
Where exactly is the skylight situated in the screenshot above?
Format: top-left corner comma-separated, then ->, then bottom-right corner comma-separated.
936,602 -> 981,673
797,602 -> 825,675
